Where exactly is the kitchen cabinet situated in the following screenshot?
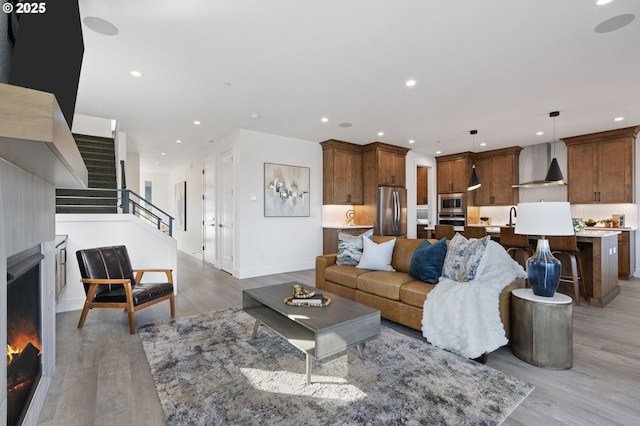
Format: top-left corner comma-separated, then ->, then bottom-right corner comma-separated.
564,127 -> 639,204
617,230 -> 635,279
416,166 -> 428,204
321,139 -> 363,205
417,224 -> 431,239
472,147 -> 521,206
436,152 -> 473,194
355,142 -> 410,232
362,142 -> 409,187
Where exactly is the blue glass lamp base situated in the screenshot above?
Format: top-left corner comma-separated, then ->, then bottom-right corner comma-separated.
526,239 -> 561,297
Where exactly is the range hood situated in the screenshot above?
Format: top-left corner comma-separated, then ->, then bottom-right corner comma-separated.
0,83 -> 88,188
512,143 -> 567,188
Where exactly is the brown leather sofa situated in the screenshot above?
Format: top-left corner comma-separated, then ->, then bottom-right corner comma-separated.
316,236 -> 526,338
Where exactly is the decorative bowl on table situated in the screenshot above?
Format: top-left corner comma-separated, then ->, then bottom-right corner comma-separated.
584,219 -> 598,227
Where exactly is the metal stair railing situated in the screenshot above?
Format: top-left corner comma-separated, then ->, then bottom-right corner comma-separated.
56,188 -> 174,236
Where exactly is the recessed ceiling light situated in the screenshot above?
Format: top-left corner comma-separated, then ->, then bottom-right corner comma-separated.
614,116 -> 624,121
154,161 -> 160,165
176,139 -> 182,143
161,152 -> 166,156
405,80 -> 416,87
83,16 -> 119,36
435,150 -> 442,155
193,120 -> 201,125
130,70 -> 143,77
250,113 -> 263,119
321,117 -> 329,123
596,0 -> 613,5
480,142 -> 487,147
378,132 -> 384,136
536,131 -> 544,136
409,140 -> 415,144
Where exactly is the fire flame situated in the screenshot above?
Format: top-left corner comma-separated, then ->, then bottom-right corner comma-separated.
7,344 -> 20,364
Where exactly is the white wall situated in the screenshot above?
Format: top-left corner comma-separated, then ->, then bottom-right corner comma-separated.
71,114 -> 113,138
406,151 -> 437,238
55,214 -> 178,313
233,129 -> 322,278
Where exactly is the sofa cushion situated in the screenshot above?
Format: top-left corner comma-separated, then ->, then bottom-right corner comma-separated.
408,238 -> 448,284
357,271 -> 415,300
391,238 -> 428,273
356,237 -> 396,271
399,280 -> 436,308
324,265 -> 370,289
336,229 -> 373,265
442,233 -> 490,282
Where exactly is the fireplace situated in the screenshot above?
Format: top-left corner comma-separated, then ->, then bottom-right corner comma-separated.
6,246 -> 43,426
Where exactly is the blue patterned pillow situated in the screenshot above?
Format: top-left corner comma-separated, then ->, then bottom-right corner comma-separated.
336,229 -> 373,265
441,234 -> 490,282
408,238 -> 448,284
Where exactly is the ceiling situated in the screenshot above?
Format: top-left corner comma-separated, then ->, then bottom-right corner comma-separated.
75,0 -> 640,173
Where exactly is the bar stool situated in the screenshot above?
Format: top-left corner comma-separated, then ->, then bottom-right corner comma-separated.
547,235 -> 588,306
434,224 -> 455,240
463,226 -> 487,239
500,227 -> 533,269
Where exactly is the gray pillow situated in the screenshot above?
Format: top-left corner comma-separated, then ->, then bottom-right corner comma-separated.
441,233 -> 490,282
336,229 -> 374,265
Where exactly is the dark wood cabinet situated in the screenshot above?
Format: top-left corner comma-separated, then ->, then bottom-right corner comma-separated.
436,152 -> 473,194
417,224 -> 431,239
355,142 -> 410,232
362,142 -> 409,187
321,139 -> 363,205
617,230 -> 635,279
472,147 -> 521,206
565,127 -> 639,204
416,166 -> 428,204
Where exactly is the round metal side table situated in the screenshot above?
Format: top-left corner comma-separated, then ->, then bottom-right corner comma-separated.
510,288 -> 573,369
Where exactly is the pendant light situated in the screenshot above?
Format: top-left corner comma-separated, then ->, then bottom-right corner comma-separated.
467,130 -> 481,191
545,111 -> 564,182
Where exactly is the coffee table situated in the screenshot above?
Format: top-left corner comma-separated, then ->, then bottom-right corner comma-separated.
242,282 -> 381,384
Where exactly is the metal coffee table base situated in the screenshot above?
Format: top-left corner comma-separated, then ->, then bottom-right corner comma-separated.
251,319 -> 367,385
243,283 -> 380,385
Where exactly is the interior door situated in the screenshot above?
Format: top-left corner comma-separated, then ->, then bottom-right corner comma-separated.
203,160 -> 216,266
219,150 -> 235,274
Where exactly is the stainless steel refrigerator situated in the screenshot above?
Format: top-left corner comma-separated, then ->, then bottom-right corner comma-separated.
377,186 -> 407,237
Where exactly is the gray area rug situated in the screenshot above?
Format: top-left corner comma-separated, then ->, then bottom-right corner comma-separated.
139,307 -> 533,425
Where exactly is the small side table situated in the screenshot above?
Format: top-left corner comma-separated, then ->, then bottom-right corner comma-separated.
510,288 -> 573,369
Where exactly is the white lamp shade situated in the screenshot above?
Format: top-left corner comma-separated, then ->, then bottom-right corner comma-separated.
514,202 -> 574,236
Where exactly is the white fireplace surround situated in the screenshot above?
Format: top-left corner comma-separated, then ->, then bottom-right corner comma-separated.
1,84 -> 87,425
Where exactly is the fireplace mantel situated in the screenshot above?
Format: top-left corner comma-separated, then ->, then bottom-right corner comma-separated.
0,83 -> 88,188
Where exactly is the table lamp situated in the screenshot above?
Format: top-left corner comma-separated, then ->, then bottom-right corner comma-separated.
514,202 -> 574,297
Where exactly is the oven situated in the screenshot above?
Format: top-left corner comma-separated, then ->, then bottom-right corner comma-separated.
437,213 -> 466,227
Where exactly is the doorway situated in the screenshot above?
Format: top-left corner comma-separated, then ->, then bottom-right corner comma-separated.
219,149 -> 235,274
202,160 -> 216,266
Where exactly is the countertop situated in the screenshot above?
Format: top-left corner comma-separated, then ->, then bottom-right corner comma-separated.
323,225 -> 373,229
449,225 -> 623,238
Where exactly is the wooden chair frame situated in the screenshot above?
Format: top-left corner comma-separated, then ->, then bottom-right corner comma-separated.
77,269 -> 175,334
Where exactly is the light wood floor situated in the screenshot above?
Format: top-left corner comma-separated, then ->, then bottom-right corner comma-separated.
37,251 -> 640,425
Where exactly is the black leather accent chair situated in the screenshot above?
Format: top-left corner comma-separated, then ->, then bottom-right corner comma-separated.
76,245 -> 175,334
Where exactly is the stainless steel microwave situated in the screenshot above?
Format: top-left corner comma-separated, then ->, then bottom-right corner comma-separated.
438,193 -> 466,214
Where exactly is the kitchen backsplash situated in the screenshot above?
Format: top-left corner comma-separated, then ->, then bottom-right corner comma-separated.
478,204 -> 639,229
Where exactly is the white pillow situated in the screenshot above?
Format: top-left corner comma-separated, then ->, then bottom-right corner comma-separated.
441,233 -> 490,282
356,237 -> 396,271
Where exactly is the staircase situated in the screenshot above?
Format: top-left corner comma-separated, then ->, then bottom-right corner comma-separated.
56,134 -> 118,213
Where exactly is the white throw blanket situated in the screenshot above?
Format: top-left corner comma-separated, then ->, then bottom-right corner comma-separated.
422,241 -> 527,359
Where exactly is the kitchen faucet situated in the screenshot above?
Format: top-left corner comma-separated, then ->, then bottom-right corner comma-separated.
508,206 -> 517,227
